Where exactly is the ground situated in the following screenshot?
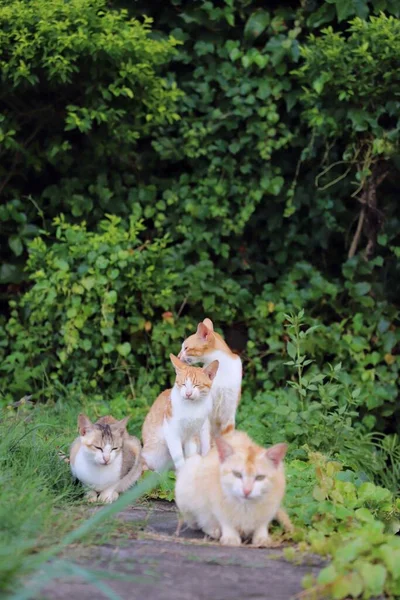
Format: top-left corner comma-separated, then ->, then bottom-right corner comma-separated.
41,501 -> 325,600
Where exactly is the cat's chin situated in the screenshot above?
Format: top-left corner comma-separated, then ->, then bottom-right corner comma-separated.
227,489 -> 263,502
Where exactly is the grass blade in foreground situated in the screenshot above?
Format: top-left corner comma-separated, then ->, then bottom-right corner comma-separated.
11,471 -> 162,600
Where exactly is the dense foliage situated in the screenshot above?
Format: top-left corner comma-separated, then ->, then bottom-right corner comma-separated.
1,0 -> 399,434
0,0 -> 180,284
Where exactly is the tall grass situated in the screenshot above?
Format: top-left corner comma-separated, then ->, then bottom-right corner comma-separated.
0,403 -> 160,598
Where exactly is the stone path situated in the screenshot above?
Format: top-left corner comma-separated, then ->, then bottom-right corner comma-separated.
42,501 -> 325,600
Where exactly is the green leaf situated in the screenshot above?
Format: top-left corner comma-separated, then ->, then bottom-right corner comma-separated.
287,341 -> 297,359
0,262 -> 22,283
313,486 -> 326,502
317,564 -> 337,584
117,342 -> 131,357
244,10 -> 270,41
358,563 -> 387,596
353,282 -> 371,296
229,47 -> 241,61
354,507 -> 375,523
335,0 -> 358,22
337,537 -> 366,562
332,573 -> 363,600
9,236 -> 23,257
379,544 -> 400,576
105,290 -> 117,305
82,277 -> 95,291
54,259 -> 69,271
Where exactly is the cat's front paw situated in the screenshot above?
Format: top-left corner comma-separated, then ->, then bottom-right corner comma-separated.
204,526 -> 221,540
98,489 -> 119,504
252,533 -> 272,548
220,532 -> 241,546
209,527 -> 221,540
85,490 -> 99,503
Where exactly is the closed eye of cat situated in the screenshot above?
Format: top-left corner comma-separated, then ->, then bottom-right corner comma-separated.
112,447 -> 119,451
255,475 -> 266,481
232,471 -> 242,478
93,446 -> 103,451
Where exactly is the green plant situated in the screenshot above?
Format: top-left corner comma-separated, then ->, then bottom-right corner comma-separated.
0,401 -> 163,595
0,0 -> 180,285
1,0 -> 399,442
285,454 -> 400,599
294,14 -> 400,264
239,308 -> 399,494
1,215 -> 179,399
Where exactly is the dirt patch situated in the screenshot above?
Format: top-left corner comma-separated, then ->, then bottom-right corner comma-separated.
41,501 -> 325,600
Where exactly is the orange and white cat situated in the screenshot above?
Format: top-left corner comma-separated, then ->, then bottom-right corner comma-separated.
178,318 -> 242,437
70,414 -> 142,503
142,354 -> 219,472
175,430 -> 288,547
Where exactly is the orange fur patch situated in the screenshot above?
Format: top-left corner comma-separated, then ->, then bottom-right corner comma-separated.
245,445 -> 257,470
182,324 -> 238,359
164,397 -> 173,420
221,424 -> 234,436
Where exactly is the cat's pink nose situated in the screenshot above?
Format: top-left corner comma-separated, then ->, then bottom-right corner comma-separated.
103,457 -> 110,464
185,391 -> 193,398
243,487 -> 252,497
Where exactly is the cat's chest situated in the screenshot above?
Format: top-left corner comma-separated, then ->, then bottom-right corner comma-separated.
73,449 -> 122,491
173,398 -> 211,435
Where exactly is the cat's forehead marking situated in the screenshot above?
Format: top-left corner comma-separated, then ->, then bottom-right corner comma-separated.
245,445 -> 257,470
94,423 -> 113,442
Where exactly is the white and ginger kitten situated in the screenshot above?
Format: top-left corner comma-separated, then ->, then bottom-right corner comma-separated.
175,430 -> 291,547
178,318 -> 242,437
142,354 -> 219,472
70,414 -> 142,503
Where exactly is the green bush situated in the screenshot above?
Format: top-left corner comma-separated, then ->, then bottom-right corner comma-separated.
293,14 -> 400,266
1,215 -> 180,398
0,0 -> 180,284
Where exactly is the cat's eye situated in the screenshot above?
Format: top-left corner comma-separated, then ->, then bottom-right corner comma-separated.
93,446 -> 102,451
255,475 -> 266,481
112,447 -> 118,451
232,471 -> 242,478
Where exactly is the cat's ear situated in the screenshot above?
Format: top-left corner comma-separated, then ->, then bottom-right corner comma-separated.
203,360 -> 219,381
196,322 -> 212,341
265,443 -> 288,467
78,414 -> 93,436
170,353 -> 186,373
215,437 -> 234,462
203,318 -> 214,331
114,416 -> 129,431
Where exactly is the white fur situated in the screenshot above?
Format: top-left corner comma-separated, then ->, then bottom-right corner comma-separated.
143,384 -> 212,472
201,349 -> 242,435
175,437 -> 285,547
72,444 -> 123,492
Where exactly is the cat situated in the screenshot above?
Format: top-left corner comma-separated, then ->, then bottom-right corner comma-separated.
70,414 -> 142,503
175,430 -> 290,547
178,318 -> 242,438
141,353 -> 219,472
